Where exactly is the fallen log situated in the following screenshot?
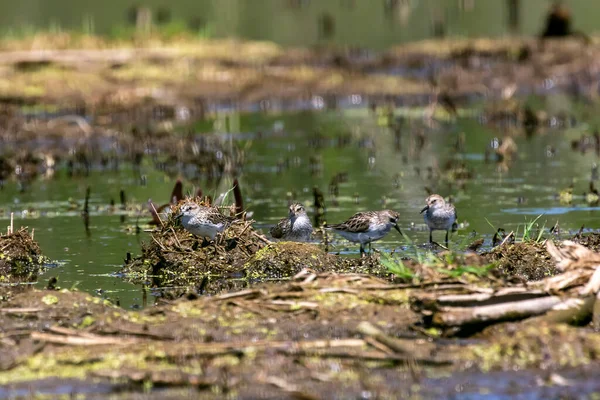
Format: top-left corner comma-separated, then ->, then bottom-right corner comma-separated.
433,295 -> 564,327
530,295 -> 594,325
432,287 -> 547,307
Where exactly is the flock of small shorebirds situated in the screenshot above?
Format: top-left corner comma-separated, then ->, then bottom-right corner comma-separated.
177,193 -> 457,256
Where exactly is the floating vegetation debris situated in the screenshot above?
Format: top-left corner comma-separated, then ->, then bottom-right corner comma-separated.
0,226 -> 47,284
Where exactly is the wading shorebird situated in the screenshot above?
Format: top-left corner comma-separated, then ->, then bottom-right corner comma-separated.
328,210 -> 402,256
270,202 -> 313,242
420,194 -> 457,246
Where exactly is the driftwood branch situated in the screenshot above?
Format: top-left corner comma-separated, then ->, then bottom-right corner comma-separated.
433,294 -> 595,327
433,296 -> 564,327
434,288 -> 547,307
530,295 -> 595,324
31,332 -> 138,346
0,307 -> 43,314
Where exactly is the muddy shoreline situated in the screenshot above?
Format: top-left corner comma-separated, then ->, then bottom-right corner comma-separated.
2,35 -> 600,398
0,35 -> 597,111
3,244 -> 600,398
3,203 -> 600,397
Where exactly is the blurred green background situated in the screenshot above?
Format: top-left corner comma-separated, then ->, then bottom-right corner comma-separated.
1,0 -> 597,47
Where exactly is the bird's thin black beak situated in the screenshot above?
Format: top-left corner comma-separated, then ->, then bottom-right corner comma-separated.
394,224 -> 402,234
420,205 -> 429,214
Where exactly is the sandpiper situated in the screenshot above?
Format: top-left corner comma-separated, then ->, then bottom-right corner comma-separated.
270,203 -> 313,242
178,202 -> 235,241
328,210 -> 402,256
420,194 -> 457,246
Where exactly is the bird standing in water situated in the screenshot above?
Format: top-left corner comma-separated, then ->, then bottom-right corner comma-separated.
328,210 -> 402,256
420,194 -> 457,246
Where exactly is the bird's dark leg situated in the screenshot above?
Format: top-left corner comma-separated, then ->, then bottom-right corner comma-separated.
445,230 -> 449,247
360,243 -> 365,257
429,230 -> 433,244
368,242 -> 372,254
212,235 -> 221,256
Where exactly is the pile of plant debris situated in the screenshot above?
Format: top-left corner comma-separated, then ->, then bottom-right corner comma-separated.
483,241 -> 559,282
120,200 -> 387,291
573,232 -> 600,252
0,226 -> 46,284
121,200 -> 268,287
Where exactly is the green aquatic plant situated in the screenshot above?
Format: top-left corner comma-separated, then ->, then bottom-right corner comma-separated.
382,249 -> 494,281
400,230 -> 428,264
382,233 -> 495,281
379,252 -> 415,281
518,214 -> 546,243
487,214 -> 547,245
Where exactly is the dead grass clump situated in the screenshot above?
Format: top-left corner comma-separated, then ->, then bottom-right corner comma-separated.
572,233 -> 600,252
0,227 -> 46,283
121,199 -> 269,287
484,242 -> 558,282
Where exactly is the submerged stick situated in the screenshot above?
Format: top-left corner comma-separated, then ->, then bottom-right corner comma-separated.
82,186 -> 91,237
120,189 -> 126,210
83,186 -> 91,215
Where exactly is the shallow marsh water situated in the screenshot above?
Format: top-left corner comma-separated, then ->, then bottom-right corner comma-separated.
2,99 -> 600,308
